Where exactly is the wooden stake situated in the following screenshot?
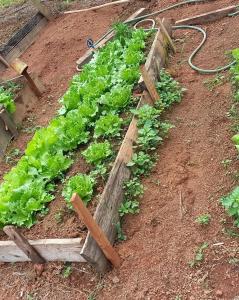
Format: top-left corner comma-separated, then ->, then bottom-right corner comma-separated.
0,106 -> 18,138
176,5 -> 237,26
31,0 -> 54,20
140,65 -> 160,102
3,226 -> 46,264
158,18 -> 176,53
64,0 -> 129,14
71,193 -> 121,268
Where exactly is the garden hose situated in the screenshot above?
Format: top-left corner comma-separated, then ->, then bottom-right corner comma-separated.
172,25 -> 236,74
93,0 -> 212,47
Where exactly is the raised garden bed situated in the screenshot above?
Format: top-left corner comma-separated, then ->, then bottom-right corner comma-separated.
0,8 -> 174,273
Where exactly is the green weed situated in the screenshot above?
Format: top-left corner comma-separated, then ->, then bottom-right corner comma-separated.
195,214 -> 211,226
189,242 -> 209,268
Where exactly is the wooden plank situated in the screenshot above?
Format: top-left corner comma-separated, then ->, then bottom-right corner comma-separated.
76,8 -> 146,68
158,18 -> 176,53
4,17 -> 48,63
0,238 -> 85,263
176,5 -> 236,25
64,0 -> 129,14
31,0 -> 54,20
71,193 -> 121,268
3,226 -> 46,264
0,118 -> 12,157
0,106 -> 18,138
140,65 -> 160,101
81,19 -> 171,272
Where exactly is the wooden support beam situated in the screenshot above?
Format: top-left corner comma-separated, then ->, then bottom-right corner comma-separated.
0,237 -> 85,263
31,0 -> 54,20
158,18 -> 176,53
0,106 -> 18,138
3,226 -> 46,264
64,0 -> 129,14
76,8 -> 146,68
71,193 -> 121,269
176,5 -> 237,25
140,65 -> 160,102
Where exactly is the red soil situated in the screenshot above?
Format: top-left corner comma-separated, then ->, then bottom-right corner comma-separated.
1,0 -> 239,299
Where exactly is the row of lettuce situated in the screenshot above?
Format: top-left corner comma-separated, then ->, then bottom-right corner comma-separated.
0,24 -> 150,228
221,49 -> 239,227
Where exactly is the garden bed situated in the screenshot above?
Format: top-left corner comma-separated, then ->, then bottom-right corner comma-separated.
0,8 -> 173,274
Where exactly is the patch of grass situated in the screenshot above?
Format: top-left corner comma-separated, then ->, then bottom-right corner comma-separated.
195,214 -> 211,226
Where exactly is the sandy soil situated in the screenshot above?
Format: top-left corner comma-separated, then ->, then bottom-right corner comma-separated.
0,0 -> 239,299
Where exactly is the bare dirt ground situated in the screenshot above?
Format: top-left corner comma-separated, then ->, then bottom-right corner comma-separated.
1,0 -> 239,299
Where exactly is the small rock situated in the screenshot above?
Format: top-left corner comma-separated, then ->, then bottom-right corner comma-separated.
112,276 -> 120,284
215,290 -> 223,297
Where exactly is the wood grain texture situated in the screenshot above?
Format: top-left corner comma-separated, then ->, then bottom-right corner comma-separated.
0,238 -> 85,262
176,5 -> 236,25
0,106 -> 18,138
76,8 -> 146,68
71,194 -> 121,268
140,65 -> 160,102
3,226 -> 45,263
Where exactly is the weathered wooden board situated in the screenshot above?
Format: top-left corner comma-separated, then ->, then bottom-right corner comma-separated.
81,22 -> 171,273
0,12 -> 48,70
76,8 -> 146,68
0,238 -> 86,262
72,194 -> 121,268
176,5 -> 236,25
3,226 -> 46,264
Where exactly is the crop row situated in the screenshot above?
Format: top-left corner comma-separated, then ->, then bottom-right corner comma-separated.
0,24 -> 149,228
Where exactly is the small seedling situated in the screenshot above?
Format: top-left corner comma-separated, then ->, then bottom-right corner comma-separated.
223,227 -> 239,238
119,200 -> 139,217
62,264 -> 72,278
5,148 -> 22,164
195,214 -> 211,226
189,242 -> 209,268
54,211 -> 63,224
115,222 -> 126,241
221,159 -> 232,168
203,74 -> 225,91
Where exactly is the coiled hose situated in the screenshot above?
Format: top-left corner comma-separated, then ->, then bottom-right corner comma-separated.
80,0 -> 238,74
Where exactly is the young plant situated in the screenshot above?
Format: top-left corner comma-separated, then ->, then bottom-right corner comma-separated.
156,69 -> 183,108
119,200 -> 139,217
94,113 -> 122,138
62,173 -> 95,207
62,264 -> 72,278
127,151 -> 155,177
0,86 -> 16,113
115,221 -> 126,241
195,214 -> 211,226
123,178 -> 144,199
82,141 -> 112,165
189,242 -> 209,268
221,187 -> 239,227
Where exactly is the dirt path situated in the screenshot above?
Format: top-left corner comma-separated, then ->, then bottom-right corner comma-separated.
1,0 -> 239,299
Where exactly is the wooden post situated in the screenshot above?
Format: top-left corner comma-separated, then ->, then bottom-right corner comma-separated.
10,58 -> 42,98
71,193 -> 121,269
3,226 -> 46,264
140,65 -> 160,102
0,106 -> 18,138
175,5 -> 237,26
158,18 -> 176,53
31,0 -> 54,20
